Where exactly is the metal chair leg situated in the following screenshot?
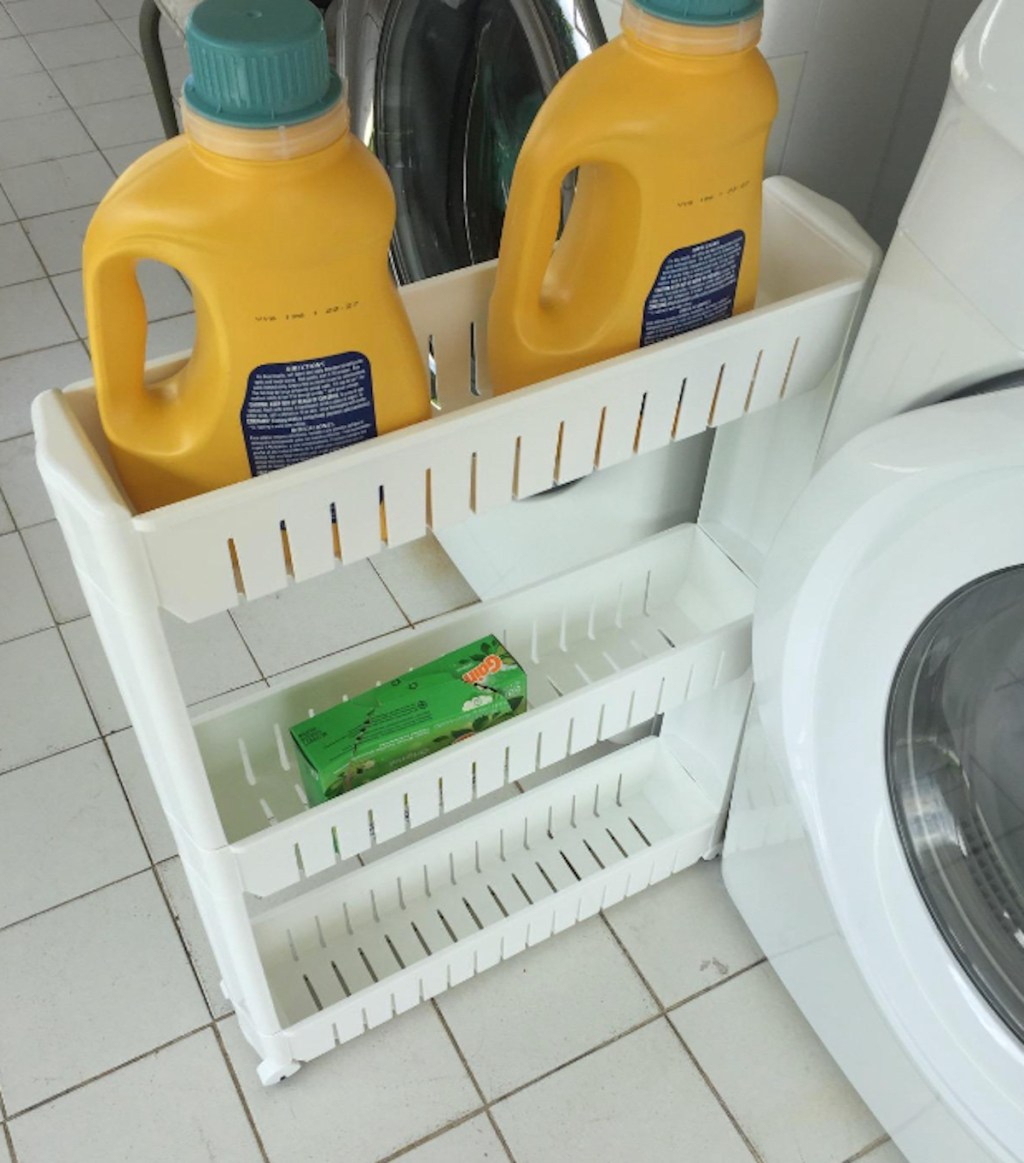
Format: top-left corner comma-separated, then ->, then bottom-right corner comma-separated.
140,0 -> 180,139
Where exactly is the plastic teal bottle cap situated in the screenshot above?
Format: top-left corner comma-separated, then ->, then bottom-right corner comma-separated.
184,0 -> 343,128
630,0 -> 762,25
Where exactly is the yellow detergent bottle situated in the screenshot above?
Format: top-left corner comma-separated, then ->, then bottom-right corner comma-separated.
487,0 -> 777,392
84,0 -> 430,512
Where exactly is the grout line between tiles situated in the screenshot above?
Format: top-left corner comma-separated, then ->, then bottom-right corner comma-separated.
662,954 -> 768,1014
666,1016 -> 765,1163
845,1133 -> 893,1162
209,1020 -> 272,1163
598,909 -> 664,1009
374,1107 -> 488,1163
489,1010 -> 664,1108
2,1121 -> 18,1163
0,864 -> 148,936
4,1022 -> 213,1122
99,730 -> 163,865
430,1001 -> 517,1162
151,859 -> 220,1025
368,557 -> 425,630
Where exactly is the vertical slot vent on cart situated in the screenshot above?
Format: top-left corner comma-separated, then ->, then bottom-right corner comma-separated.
379,486 -> 389,547
707,364 -> 726,427
671,378 -> 688,439
780,336 -> 800,399
279,521 -> 294,580
594,406 -> 608,467
469,452 -> 478,514
330,501 -> 342,562
468,321 -> 479,397
554,421 -> 566,482
634,393 -> 649,454
427,334 -> 439,410
227,538 -> 244,596
744,350 -> 764,413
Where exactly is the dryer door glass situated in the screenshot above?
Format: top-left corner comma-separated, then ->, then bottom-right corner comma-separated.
888,566 -> 1024,1044
374,0 -> 594,284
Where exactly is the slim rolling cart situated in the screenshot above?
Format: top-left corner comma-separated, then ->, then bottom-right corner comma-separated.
31,178 -> 877,1084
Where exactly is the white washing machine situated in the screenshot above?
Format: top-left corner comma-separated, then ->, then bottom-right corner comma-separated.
724,2 -> 1024,1161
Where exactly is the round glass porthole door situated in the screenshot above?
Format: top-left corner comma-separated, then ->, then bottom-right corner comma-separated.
888,566 -> 1024,1044
370,0 -> 599,284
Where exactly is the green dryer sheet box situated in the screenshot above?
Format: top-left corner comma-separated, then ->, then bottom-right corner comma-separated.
290,635 -> 527,805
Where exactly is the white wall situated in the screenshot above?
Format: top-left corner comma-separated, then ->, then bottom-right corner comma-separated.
594,0 -> 979,246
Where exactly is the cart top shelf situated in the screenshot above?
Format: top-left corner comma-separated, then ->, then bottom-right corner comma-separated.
32,178 -> 877,624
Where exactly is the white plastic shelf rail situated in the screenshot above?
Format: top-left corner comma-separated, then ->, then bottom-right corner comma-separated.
35,178 -> 872,625
251,737 -> 715,1061
30,176 -> 877,1084
191,524 -> 753,898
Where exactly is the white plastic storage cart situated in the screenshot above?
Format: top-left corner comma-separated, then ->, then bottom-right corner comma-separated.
32,177 -> 877,1085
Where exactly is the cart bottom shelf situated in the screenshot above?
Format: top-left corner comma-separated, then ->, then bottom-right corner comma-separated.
250,736 -> 716,1066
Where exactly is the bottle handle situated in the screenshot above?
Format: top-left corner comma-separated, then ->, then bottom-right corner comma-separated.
496,145 -> 578,337
84,236 -> 197,463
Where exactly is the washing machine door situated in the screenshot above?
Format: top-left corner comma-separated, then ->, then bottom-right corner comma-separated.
755,386 -> 1024,1162
338,0 -> 604,284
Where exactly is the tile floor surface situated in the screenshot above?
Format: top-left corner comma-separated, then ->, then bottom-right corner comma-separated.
0,2 -> 909,1160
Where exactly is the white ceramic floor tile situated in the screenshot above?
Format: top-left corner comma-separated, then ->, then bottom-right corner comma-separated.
0,8 -> 17,39
372,533 -> 478,624
137,258 -> 193,316
103,137 -> 160,175
0,531 -> 52,641
28,20 -> 135,68
493,1020 -> 754,1163
62,610 -> 260,733
51,270 -> 86,334
0,493 -> 13,534
221,1006 -> 479,1163
0,340 -> 90,440
0,1133 -> 10,1163
0,739 -> 148,928
51,53 -> 152,107
0,434 -> 55,526
142,310 -> 195,359
0,627 -> 96,772
604,859 -> 764,1007
7,0 -> 108,35
670,963 -> 883,1163
0,222 -> 44,287
8,1029 -> 263,1163
22,204 -> 92,274
859,1142 -> 908,1163
0,185 -> 14,224
0,37 -> 45,78
230,560 -> 407,675
0,870 -> 208,1112
164,44 -> 189,91
0,151 -> 114,217
0,279 -> 75,357
106,727 -> 177,862
156,857 -> 233,1018
437,918 -> 659,1100
22,518 -> 87,621
0,71 -> 67,121
98,0 -> 147,18
77,93 -> 163,148
0,109 -> 93,169
116,12 -> 181,50
398,1115 -> 509,1163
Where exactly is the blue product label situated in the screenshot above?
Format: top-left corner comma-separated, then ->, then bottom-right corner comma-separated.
640,230 -> 746,347
240,351 -> 376,476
